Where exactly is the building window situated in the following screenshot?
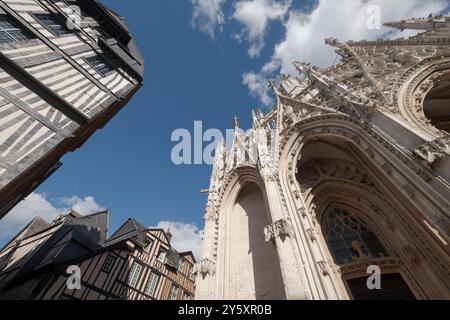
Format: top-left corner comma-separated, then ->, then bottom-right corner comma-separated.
423,75 -> 450,134
143,238 -> 153,253
34,14 -> 72,37
188,265 -> 195,281
0,15 -> 35,44
168,284 -> 179,300
157,249 -> 167,262
323,209 -> 388,265
177,258 -> 185,272
183,292 -> 191,300
144,272 -> 159,297
127,262 -> 143,288
85,55 -> 114,76
101,255 -> 116,273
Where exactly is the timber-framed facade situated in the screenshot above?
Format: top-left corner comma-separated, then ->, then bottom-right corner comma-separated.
0,0 -> 144,219
0,211 -> 196,300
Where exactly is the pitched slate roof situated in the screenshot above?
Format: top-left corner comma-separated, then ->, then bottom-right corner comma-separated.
0,211 -> 109,290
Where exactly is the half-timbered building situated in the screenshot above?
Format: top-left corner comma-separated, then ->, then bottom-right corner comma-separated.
0,0 -> 144,219
0,211 -> 196,300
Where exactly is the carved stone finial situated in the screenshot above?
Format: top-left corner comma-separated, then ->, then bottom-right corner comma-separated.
233,115 -> 239,129
268,79 -> 276,89
383,15 -> 450,32
204,209 -> 218,222
324,37 -> 341,48
264,219 -> 294,242
195,258 -> 216,278
412,137 -> 450,165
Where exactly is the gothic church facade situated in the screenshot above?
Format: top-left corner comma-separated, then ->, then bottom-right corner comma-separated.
196,16 -> 450,300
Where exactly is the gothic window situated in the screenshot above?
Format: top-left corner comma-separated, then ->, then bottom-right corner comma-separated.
323,209 -> 387,265
423,76 -> 450,133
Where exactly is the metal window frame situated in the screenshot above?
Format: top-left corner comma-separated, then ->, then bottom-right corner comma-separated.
83,54 -> 115,77
144,272 -> 160,297
0,14 -> 35,44
127,261 -> 143,288
101,254 -> 117,273
32,12 -> 73,38
168,284 -> 179,300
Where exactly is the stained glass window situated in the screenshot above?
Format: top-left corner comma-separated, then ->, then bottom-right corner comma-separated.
323,209 -> 387,265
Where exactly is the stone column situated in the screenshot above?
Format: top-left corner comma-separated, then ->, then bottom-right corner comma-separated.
262,177 -> 309,300
195,209 -> 217,299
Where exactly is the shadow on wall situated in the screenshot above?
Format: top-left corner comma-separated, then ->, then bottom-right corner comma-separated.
239,183 -> 286,300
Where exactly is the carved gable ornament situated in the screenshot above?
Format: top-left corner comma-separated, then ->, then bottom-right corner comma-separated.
413,137 -> 450,165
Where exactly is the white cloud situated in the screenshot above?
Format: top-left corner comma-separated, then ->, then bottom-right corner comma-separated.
59,196 -> 104,214
233,0 -> 292,57
0,193 -> 105,242
0,194 -> 204,262
191,0 -> 226,38
243,0 -> 450,105
242,57 -> 280,106
153,221 -> 203,261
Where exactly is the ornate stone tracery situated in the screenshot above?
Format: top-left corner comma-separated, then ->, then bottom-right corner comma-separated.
196,16 -> 450,300
413,136 -> 450,164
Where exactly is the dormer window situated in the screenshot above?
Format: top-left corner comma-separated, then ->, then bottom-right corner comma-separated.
157,249 -> 167,262
143,238 -> 153,253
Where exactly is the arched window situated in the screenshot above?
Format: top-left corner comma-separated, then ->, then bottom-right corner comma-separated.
423,76 -> 450,133
323,209 -> 387,265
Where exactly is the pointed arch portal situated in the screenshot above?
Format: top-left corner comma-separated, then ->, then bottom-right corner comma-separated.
295,136 -> 419,300
225,183 -> 285,300
322,209 -> 416,300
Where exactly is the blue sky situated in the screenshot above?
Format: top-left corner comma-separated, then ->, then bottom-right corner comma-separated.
1,0 -> 449,257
